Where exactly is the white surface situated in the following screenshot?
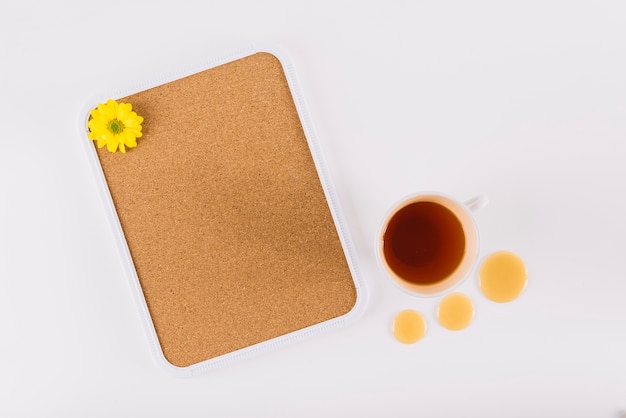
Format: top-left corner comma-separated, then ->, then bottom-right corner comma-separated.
1,1 -> 625,416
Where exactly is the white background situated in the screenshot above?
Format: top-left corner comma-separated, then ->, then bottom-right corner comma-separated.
1,1 -> 625,416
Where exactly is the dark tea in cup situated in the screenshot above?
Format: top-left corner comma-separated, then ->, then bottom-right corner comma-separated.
378,193 -> 482,296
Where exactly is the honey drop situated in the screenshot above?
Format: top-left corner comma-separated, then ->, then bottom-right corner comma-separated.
479,251 -> 528,302
392,310 -> 427,344
437,292 -> 474,330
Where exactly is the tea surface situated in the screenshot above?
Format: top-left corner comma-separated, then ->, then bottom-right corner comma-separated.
383,201 -> 465,285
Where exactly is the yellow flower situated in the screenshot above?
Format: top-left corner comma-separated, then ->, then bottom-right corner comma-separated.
88,99 -> 144,153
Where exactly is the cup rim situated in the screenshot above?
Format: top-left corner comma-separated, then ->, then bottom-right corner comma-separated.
376,191 -> 481,298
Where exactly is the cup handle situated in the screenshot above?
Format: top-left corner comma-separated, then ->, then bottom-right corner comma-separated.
464,195 -> 489,212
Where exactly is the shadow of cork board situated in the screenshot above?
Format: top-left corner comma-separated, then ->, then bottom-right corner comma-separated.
92,51 -> 360,371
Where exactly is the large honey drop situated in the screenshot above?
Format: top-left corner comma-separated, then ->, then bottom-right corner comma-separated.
479,251 -> 528,302
437,292 -> 474,330
393,310 -> 427,344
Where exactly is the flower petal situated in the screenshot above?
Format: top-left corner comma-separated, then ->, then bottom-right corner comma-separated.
125,126 -> 141,136
118,103 -> 131,120
124,115 -> 139,126
97,102 -> 109,118
104,100 -> 118,119
123,132 -> 138,148
106,139 -> 118,153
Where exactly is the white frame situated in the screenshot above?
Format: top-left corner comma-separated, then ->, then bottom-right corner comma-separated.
78,43 -> 368,377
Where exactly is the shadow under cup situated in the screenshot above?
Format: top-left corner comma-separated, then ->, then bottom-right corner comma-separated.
379,194 -> 479,296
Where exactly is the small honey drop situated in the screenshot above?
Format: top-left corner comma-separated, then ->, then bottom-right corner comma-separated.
479,251 -> 528,302
437,292 -> 474,330
393,310 -> 427,344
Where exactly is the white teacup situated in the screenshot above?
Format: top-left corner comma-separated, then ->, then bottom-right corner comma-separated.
377,193 -> 487,296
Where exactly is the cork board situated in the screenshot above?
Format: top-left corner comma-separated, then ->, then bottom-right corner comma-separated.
94,52 -> 358,368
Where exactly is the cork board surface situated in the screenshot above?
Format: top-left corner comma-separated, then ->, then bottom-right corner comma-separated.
95,52 -> 357,368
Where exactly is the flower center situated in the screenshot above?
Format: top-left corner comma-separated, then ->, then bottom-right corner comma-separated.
108,119 -> 126,135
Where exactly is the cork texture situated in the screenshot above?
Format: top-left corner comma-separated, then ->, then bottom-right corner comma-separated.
95,52 -> 357,367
